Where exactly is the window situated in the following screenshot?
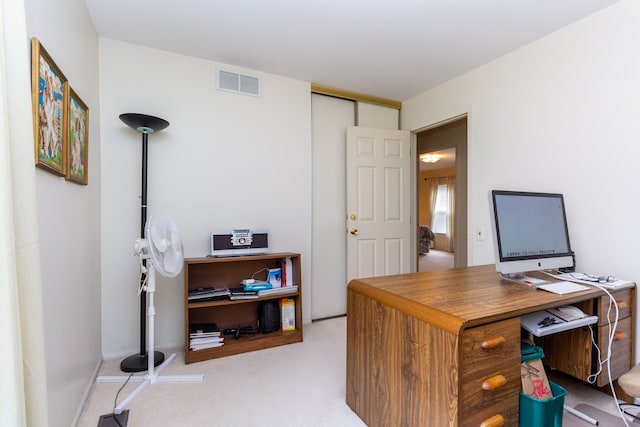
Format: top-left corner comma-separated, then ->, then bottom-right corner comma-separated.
432,184 -> 448,234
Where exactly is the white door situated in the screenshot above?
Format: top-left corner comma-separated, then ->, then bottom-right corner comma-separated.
346,126 -> 411,282
311,94 -> 354,320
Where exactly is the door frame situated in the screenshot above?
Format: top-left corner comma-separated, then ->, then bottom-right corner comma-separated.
413,114 -> 468,269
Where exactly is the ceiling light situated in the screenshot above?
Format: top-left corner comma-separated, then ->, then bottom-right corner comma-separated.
420,154 -> 441,163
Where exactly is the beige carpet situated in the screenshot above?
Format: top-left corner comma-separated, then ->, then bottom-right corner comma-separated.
418,249 -> 454,271
78,317 -> 366,427
78,316 -> 629,427
563,404 -> 639,426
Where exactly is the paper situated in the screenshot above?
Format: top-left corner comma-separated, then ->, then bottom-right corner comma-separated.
521,310 -> 598,337
554,272 -> 633,289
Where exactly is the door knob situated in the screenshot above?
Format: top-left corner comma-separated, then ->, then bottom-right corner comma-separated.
349,214 -> 357,220
349,228 -> 359,235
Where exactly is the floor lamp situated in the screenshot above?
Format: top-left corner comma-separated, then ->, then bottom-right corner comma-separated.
119,113 -> 169,373
96,114 -> 202,420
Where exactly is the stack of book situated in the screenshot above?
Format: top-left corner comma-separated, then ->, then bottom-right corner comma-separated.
188,287 -> 230,302
229,287 -> 259,300
189,323 -> 224,351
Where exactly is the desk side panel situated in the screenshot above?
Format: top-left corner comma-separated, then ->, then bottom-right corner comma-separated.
347,288 -> 459,427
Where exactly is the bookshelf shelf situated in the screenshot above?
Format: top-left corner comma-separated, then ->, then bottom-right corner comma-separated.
183,252 -> 303,364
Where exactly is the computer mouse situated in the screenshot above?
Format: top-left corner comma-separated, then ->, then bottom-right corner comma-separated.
557,305 -> 586,319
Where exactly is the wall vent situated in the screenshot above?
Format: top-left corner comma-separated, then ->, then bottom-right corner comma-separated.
217,70 -> 261,96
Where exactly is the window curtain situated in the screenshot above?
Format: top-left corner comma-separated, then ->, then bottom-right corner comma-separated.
446,177 -> 455,252
422,177 -> 438,227
0,0 -> 49,425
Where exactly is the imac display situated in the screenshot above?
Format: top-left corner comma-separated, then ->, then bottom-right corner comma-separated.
490,190 -> 574,277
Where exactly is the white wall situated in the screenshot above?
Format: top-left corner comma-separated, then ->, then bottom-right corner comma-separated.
403,0 -> 640,352
23,0 -> 102,425
357,102 -> 399,129
99,39 -> 312,358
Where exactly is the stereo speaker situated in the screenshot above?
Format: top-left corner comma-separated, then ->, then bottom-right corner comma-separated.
258,301 -> 280,333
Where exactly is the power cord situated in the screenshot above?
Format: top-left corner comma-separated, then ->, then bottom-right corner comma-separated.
248,267 -> 269,281
543,269 -> 631,425
582,281 -> 630,426
112,373 -> 133,427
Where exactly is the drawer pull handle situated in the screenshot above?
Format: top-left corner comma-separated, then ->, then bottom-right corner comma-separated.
616,301 -> 628,309
482,374 -> 507,391
481,336 -> 506,349
480,414 -> 505,427
614,331 -> 628,341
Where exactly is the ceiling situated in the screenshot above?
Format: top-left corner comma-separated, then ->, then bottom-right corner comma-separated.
84,0 -> 620,102
420,148 -> 456,172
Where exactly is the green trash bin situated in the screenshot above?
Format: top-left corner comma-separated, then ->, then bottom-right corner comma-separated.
519,344 -> 567,427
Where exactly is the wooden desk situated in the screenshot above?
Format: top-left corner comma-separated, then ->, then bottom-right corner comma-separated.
346,265 -> 635,427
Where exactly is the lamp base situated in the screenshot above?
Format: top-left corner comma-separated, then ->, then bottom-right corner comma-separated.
119,351 -> 165,373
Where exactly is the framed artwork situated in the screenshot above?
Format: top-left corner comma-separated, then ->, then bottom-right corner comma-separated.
31,37 -> 67,176
65,86 -> 89,185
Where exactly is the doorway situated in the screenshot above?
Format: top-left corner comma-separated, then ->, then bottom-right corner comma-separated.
416,117 -> 468,270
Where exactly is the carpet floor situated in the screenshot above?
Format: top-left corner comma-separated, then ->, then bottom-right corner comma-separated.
418,249 -> 454,271
78,316 -> 633,426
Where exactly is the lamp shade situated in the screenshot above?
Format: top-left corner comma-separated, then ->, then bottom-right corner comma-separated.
120,113 -> 169,133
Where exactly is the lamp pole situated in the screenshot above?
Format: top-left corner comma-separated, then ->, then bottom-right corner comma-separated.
119,113 -> 169,373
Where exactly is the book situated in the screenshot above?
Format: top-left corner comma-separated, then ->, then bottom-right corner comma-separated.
284,257 -> 293,286
188,287 -> 230,301
190,341 -> 224,351
267,268 -> 282,288
230,294 -> 260,300
243,281 -> 272,291
257,285 -> 298,297
280,259 -> 287,288
189,323 -> 220,336
281,297 -> 295,331
190,336 -> 224,345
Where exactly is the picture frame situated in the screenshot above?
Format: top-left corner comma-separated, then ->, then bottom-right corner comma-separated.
65,86 -> 89,185
31,37 -> 67,176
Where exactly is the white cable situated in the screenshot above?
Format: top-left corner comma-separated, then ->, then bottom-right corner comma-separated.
137,270 -> 148,296
587,324 -> 602,382
587,281 -> 629,426
544,270 -> 632,424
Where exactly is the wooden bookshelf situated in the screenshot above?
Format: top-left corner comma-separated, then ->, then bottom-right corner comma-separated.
184,252 -> 303,364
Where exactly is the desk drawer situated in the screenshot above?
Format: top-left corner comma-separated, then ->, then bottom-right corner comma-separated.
460,317 -> 521,427
596,315 -> 633,387
599,288 -> 633,325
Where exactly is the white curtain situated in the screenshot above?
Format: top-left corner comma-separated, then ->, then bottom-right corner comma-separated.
422,177 -> 438,227
446,177 -> 455,252
0,0 -> 49,425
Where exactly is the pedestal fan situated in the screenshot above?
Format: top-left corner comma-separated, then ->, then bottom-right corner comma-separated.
97,211 -> 203,414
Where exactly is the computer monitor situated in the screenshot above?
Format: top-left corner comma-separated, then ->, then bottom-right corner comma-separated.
490,190 -> 574,277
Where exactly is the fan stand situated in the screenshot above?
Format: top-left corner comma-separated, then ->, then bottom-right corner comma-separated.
97,264 -> 203,414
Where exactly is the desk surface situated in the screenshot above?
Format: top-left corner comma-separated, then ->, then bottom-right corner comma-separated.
348,264 -> 611,335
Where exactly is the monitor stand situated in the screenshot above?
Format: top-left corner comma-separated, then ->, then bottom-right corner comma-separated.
499,272 -> 550,286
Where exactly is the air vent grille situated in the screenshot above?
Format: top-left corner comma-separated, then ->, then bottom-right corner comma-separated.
217,70 -> 261,96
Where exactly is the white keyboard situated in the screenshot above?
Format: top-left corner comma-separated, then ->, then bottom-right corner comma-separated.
536,281 -> 590,295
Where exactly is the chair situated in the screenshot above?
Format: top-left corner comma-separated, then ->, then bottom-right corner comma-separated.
617,363 -> 640,420
418,225 -> 435,254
